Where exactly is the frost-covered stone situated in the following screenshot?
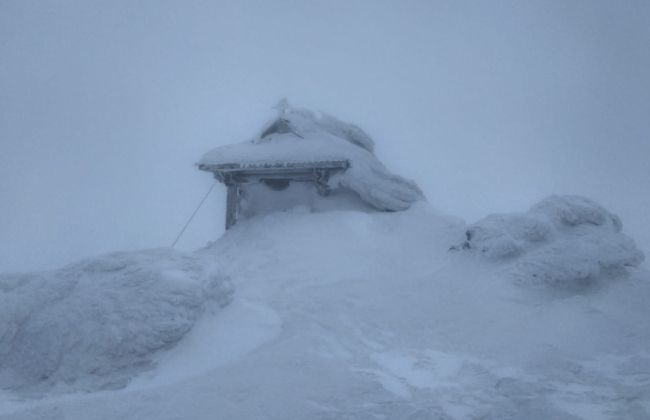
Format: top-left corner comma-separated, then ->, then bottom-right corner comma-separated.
465,213 -> 555,258
0,248 -> 233,393
529,194 -> 623,232
462,195 -> 644,285
516,233 -> 643,285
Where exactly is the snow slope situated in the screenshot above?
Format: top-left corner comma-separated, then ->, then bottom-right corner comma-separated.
1,198 -> 649,419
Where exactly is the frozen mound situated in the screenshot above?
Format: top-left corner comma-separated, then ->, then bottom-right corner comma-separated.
460,195 -> 645,285
197,101 -> 424,212
0,248 -> 233,394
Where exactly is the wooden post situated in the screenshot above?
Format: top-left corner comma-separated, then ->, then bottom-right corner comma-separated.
314,168 -> 331,196
225,185 -> 239,230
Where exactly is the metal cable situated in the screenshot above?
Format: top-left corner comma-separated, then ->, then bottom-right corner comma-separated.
171,179 -> 218,248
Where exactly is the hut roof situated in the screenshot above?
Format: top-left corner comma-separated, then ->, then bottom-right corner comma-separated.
197,102 -> 424,212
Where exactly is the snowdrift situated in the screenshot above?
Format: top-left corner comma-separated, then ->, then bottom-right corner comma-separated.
0,248 -> 233,393
460,195 -> 645,286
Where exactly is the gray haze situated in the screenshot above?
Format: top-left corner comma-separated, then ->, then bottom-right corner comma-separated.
1,0 -> 649,273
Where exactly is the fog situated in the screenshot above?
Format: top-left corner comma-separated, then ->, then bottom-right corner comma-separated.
1,0 -> 649,273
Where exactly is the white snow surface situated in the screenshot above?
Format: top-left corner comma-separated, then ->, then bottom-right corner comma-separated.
2,196 -> 650,420
198,105 -> 425,212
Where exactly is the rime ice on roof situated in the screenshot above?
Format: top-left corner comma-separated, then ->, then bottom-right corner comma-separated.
198,101 -> 425,228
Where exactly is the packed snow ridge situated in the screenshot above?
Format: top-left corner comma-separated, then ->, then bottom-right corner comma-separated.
197,100 -> 425,212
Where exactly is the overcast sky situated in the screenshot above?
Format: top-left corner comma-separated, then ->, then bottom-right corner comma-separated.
1,0 -> 649,273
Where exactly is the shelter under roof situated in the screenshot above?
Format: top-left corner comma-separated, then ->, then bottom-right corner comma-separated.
197,101 -> 424,229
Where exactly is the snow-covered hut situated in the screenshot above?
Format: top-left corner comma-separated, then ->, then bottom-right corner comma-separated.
197,100 -> 424,229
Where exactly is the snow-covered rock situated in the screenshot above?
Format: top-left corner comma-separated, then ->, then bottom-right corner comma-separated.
0,248 -> 233,394
461,195 -> 645,285
197,102 -> 425,212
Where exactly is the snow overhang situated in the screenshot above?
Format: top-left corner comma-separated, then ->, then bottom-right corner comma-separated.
198,160 -> 349,186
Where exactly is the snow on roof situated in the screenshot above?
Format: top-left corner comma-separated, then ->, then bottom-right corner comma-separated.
197,102 -> 424,212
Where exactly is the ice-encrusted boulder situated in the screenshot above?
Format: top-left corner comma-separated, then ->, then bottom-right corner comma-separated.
197,102 -> 425,212
0,248 -> 233,393
460,195 -> 644,285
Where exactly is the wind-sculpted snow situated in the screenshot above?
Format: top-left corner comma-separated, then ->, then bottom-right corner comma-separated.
461,195 -> 645,285
0,248 -> 233,394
